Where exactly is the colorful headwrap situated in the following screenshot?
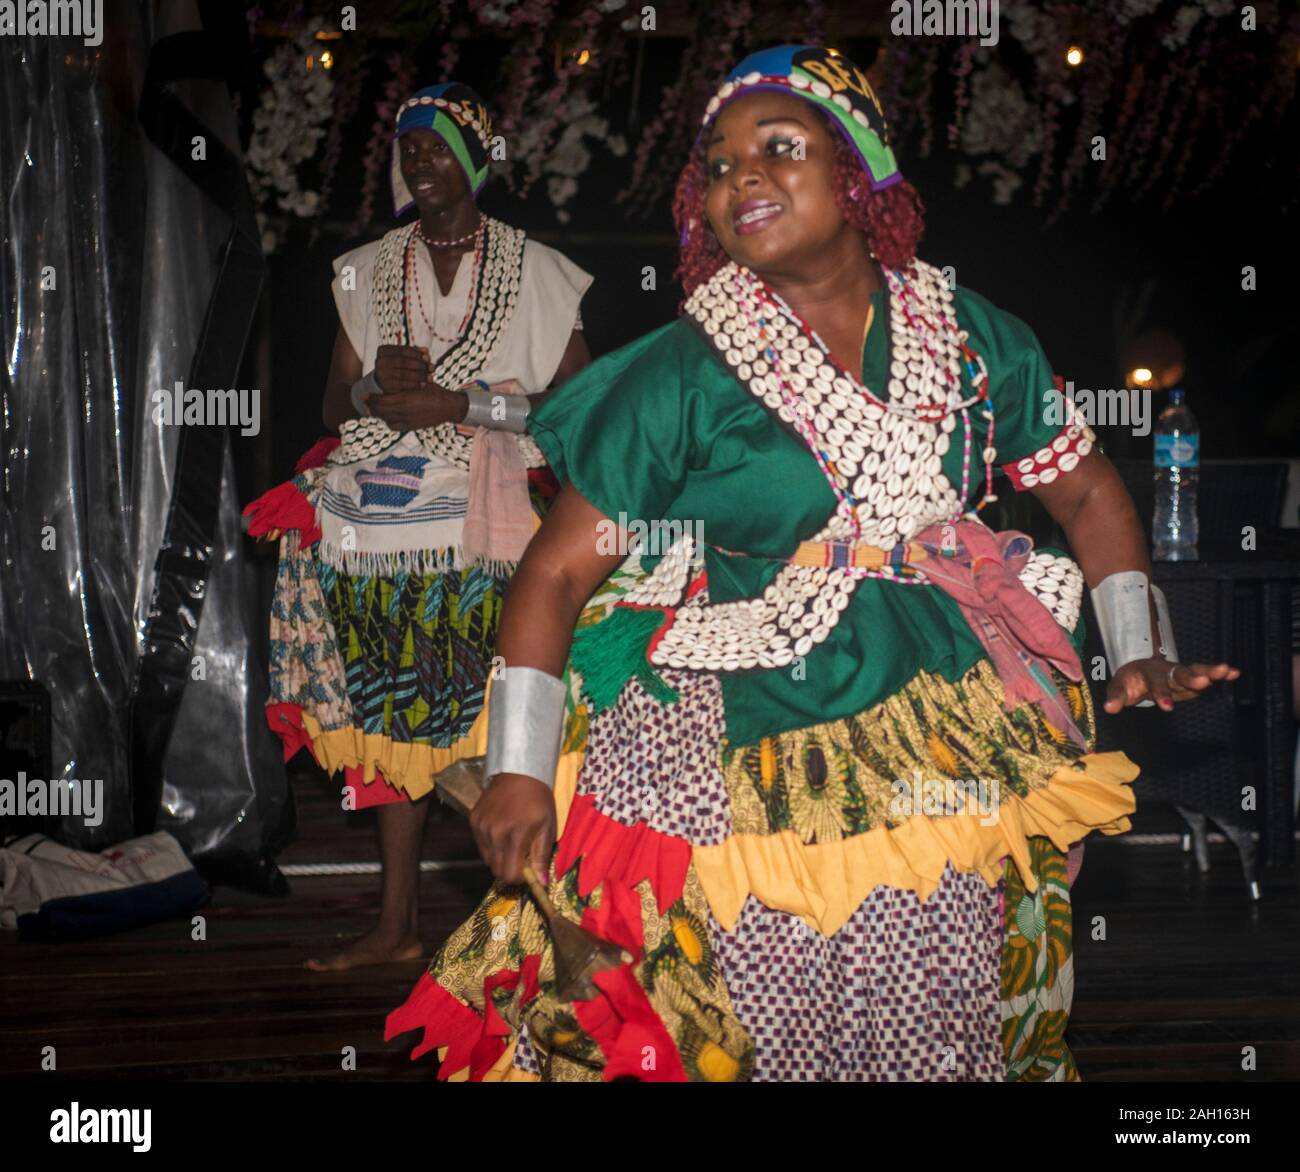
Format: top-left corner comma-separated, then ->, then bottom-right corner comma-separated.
391,82 -> 494,215
698,44 -> 901,192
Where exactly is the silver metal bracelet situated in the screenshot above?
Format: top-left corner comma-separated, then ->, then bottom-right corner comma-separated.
463,387 -> 531,434
484,666 -> 567,789
1151,583 -> 1180,663
350,370 -> 380,417
1090,570 -> 1179,706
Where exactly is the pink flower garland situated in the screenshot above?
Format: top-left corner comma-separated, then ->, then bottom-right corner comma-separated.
949,39 -> 978,148
1053,14 -> 1119,222
243,0 -> 1297,226
618,0 -> 753,214
515,2 -> 605,196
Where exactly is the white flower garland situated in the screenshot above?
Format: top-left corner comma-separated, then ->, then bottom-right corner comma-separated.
504,92 -> 627,222
245,20 -> 335,253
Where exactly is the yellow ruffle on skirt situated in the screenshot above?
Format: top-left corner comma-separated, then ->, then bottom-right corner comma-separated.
388,655 -> 1137,1081
549,656 -> 1137,938
692,657 -> 1136,935
693,752 -> 1135,936
298,706 -> 488,801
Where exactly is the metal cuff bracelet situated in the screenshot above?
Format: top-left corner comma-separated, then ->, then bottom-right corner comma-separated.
463,387 -> 531,433
1089,570 -> 1180,706
350,370 -> 381,417
484,665 -> 567,789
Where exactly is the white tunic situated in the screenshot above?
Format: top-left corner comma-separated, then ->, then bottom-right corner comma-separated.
330,235 -> 592,391
315,232 -> 592,574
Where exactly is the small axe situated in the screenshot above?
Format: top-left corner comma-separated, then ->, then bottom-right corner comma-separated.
433,758 -> 633,1001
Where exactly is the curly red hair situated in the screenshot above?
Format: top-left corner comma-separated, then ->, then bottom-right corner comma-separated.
672,107 -> 925,296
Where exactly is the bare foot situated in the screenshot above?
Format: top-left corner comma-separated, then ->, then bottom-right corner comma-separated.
305,928 -> 425,972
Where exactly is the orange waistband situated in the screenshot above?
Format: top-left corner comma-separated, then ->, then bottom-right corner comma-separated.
786,538 -> 946,571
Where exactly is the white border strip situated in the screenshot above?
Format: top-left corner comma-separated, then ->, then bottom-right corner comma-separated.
282,860 -> 487,877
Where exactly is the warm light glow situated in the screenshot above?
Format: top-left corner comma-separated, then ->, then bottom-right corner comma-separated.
305,54 -> 313,71
1066,45 -> 1084,67
827,47 -> 841,57
575,48 -> 591,66
1121,330 -> 1185,391
320,50 -> 334,69
315,30 -> 343,40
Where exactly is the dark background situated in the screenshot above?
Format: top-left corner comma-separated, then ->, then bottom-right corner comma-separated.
233,29 -> 1300,499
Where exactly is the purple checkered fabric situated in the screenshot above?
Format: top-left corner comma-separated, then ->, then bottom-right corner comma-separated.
575,670 -> 733,846
709,864 -> 1005,1081
512,1022 -> 542,1076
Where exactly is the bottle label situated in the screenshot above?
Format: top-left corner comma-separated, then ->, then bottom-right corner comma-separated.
1154,434 -> 1199,469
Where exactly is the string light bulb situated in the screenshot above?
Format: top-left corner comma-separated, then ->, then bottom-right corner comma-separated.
1066,45 -> 1084,67
320,50 -> 334,69
1120,330 -> 1185,392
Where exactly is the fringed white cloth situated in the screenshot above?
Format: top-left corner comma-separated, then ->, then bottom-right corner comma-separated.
313,542 -> 520,579
312,218 -> 590,578
313,432 -> 519,576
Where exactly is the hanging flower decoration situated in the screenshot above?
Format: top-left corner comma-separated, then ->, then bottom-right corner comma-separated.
619,0 -> 756,217
241,0 -> 1299,244
883,0 -> 1298,217
310,52 -> 368,246
508,90 -> 627,221
244,18 -> 335,252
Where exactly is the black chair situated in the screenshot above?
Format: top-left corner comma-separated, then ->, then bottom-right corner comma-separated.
1095,459 -> 1292,899
1109,458 -> 1289,543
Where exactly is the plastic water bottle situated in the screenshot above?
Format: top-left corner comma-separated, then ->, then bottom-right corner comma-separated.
1152,387 -> 1199,561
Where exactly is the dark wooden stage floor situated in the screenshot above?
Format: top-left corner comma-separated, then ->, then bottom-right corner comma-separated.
3,767 -> 1297,1082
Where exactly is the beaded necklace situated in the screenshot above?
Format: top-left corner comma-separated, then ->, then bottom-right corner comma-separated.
624,259 -> 1003,674
408,225 -> 484,345
732,266 -> 999,541
331,217 -> 546,471
417,216 -> 482,248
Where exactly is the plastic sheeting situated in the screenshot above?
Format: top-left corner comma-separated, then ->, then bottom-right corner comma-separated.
0,3 -> 289,890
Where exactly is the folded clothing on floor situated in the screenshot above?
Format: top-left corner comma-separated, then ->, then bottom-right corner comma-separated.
0,831 -> 209,942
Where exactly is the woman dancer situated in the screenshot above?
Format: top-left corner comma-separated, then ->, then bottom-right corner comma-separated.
245,82 -> 591,970
386,47 -> 1237,1079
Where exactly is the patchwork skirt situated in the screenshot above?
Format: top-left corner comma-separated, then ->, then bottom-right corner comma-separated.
252,461 -> 511,806
386,641 -> 1137,1081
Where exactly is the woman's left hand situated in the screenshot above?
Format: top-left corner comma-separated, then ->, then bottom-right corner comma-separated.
368,385 -> 467,432
1103,657 -> 1241,714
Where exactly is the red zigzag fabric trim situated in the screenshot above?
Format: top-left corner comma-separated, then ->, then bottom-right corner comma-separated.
385,797 -> 695,1080
242,479 -> 321,546
554,793 -> 692,917
385,971 -> 487,1078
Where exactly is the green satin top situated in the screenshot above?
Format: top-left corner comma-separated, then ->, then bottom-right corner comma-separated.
530,284 -> 1074,746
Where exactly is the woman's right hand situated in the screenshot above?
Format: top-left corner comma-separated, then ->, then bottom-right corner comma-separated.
374,344 -> 431,393
469,773 -> 557,884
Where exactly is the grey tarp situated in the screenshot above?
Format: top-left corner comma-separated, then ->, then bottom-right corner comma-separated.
0,2 -> 288,889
